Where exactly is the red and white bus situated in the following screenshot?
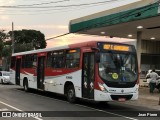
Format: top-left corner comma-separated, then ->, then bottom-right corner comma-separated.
10,41 -> 139,103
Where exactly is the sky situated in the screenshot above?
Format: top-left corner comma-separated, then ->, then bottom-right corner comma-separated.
0,0 -> 139,48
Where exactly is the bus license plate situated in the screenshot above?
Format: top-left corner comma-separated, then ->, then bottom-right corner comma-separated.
118,98 -> 126,102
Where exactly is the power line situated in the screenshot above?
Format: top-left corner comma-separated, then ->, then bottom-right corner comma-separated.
0,0 -> 119,15
0,2 -> 108,12
0,2 -> 109,15
15,0 -> 70,7
0,0 -> 119,8
46,33 -> 70,41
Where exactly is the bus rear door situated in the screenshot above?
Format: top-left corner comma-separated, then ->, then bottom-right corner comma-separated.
82,52 -> 95,99
15,57 -> 21,85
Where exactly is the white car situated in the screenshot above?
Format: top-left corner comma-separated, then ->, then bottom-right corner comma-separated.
0,71 -> 10,84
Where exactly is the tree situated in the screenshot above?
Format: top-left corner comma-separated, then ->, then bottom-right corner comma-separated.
0,30 -> 6,41
0,30 -> 7,58
8,29 -> 46,53
0,30 -> 8,70
0,29 -> 47,70
2,45 -> 12,70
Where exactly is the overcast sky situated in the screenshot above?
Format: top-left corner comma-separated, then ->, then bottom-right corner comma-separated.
0,0 -> 139,47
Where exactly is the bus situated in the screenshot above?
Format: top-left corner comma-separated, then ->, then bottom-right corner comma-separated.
10,41 -> 139,103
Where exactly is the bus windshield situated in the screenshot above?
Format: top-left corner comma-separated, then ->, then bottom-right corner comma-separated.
98,52 -> 137,82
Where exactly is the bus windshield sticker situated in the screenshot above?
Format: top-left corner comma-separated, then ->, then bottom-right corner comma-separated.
112,73 -> 118,79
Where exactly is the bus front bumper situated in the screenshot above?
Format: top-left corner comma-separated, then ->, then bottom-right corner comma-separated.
94,89 -> 138,101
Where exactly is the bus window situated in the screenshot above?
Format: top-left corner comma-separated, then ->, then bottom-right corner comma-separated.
32,55 -> 37,68
47,52 -> 52,68
66,49 -> 80,68
47,51 -> 65,69
22,54 -> 37,68
22,56 -> 25,68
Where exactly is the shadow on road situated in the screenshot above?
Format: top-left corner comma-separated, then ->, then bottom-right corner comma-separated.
15,88 -> 147,111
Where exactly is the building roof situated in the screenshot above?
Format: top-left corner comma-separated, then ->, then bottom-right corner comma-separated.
69,0 -> 160,41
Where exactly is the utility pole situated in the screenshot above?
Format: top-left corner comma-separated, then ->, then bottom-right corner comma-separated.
11,22 -> 14,54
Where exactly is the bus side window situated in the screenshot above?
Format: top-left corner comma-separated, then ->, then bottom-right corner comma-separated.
47,52 -> 52,68
66,49 -> 80,68
22,54 -> 36,68
32,55 -> 37,68
56,51 -> 65,68
47,51 -> 65,69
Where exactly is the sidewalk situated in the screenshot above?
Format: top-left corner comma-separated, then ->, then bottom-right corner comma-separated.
125,87 -> 160,110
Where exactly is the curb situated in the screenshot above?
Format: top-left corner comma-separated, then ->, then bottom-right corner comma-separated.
139,85 -> 149,87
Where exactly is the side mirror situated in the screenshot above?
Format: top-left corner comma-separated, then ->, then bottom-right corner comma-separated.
96,53 -> 100,63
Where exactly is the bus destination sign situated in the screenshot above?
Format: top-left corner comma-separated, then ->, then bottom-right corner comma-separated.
103,44 -> 129,51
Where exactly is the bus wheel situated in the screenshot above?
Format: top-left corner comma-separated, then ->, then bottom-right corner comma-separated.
24,80 -> 29,92
97,101 -> 109,106
1,79 -> 3,84
158,87 -> 160,93
66,85 -> 76,103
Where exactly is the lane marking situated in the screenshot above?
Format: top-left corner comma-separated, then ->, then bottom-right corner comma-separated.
0,101 -> 43,120
14,89 -> 138,120
75,104 -> 138,120
0,108 -> 9,111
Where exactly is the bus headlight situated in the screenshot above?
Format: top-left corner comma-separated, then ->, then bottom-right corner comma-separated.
98,83 -> 108,93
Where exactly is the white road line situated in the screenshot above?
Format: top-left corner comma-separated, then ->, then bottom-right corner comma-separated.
75,104 -> 138,120
0,100 -> 43,120
14,89 -> 138,120
0,108 -> 9,111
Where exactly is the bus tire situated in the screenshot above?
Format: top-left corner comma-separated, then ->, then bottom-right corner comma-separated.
158,86 -> 160,93
97,101 -> 109,105
66,85 -> 76,103
24,79 -> 29,92
1,79 -> 3,84
158,88 -> 160,93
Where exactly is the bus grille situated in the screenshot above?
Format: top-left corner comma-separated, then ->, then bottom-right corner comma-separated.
110,95 -> 133,101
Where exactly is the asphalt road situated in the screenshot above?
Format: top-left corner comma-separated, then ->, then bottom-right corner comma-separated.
0,84 -> 159,120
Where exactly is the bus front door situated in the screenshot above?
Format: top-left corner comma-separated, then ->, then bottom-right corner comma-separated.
82,53 -> 95,99
37,56 -> 45,90
15,58 -> 21,85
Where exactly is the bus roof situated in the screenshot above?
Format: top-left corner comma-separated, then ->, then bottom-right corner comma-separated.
12,45 -> 69,56
12,41 -> 133,56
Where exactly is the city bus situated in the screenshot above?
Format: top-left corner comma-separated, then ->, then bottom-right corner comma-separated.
10,41 -> 139,103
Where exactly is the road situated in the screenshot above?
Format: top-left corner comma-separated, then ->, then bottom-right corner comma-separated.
0,84 -> 159,120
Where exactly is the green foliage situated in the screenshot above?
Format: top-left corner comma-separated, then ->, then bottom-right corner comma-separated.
0,30 -> 7,58
0,30 -> 6,41
14,43 -> 34,53
2,45 -> 12,70
0,41 -> 4,58
8,29 -> 46,52
2,45 -> 12,57
4,40 -> 12,46
0,29 -> 46,70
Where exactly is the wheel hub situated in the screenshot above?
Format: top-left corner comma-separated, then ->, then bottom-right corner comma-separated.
68,89 -> 74,98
